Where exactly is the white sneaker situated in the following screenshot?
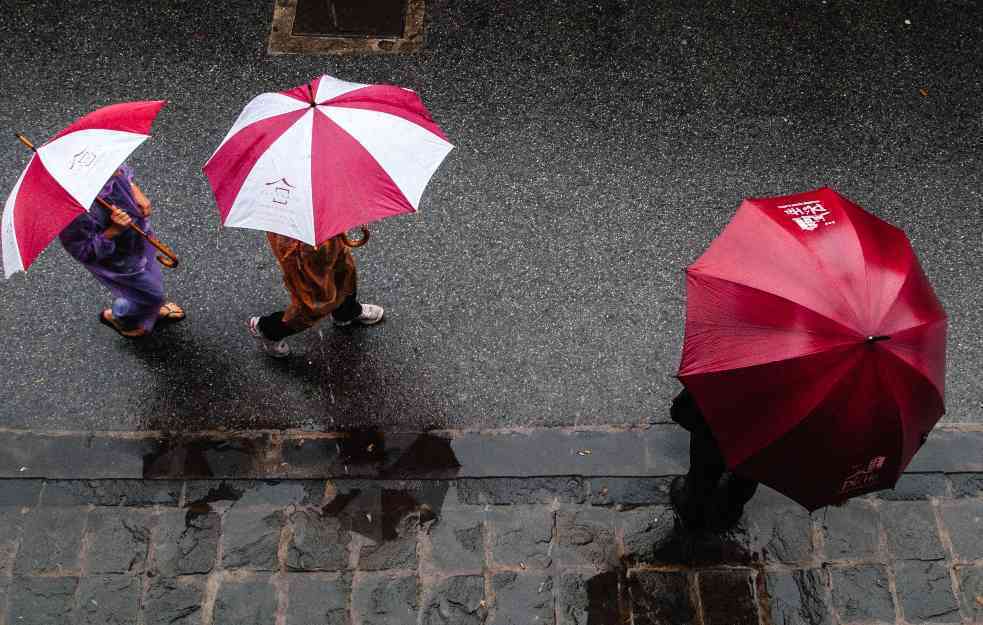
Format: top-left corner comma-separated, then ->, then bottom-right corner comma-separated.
247,316 -> 291,358
333,303 -> 384,327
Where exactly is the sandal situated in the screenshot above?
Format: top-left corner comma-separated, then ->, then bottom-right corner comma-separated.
98,309 -> 146,338
158,302 -> 186,323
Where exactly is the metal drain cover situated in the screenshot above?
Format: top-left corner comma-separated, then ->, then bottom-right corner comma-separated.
269,0 -> 425,55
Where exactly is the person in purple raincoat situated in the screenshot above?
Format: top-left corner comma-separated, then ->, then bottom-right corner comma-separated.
58,165 -> 184,337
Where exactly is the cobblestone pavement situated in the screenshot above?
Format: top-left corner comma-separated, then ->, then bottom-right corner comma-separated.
0,466 -> 981,624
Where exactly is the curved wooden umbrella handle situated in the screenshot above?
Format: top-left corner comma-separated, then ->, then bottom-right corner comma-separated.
341,226 -> 370,248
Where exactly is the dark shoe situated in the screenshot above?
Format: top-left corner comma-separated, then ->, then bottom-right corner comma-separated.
670,476 -> 708,531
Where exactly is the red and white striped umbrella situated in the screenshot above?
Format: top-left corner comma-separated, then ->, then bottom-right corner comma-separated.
2,100 -> 167,277
203,74 -> 453,246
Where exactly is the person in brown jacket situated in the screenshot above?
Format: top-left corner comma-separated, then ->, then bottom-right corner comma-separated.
247,232 -> 384,357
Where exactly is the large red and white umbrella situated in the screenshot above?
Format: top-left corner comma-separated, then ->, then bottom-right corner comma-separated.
203,74 -> 453,245
2,101 -> 167,277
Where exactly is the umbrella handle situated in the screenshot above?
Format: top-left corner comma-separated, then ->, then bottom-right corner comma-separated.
15,132 -> 36,151
341,226 -> 370,248
94,196 -> 180,269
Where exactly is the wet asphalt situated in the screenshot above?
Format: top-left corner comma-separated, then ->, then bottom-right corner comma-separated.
0,0 -> 980,432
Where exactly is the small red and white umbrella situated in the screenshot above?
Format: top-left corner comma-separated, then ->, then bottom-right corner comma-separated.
203,74 -> 453,246
2,100 -> 168,277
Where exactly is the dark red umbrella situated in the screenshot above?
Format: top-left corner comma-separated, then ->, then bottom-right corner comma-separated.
677,187 -> 946,510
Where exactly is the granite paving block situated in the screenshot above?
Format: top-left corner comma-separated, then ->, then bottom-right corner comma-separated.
429,508 -> 485,572
875,473 -> 947,501
490,573 -> 552,625
155,506 -> 221,576
0,507 -> 25,573
818,500 -> 880,560
84,508 -> 151,574
357,505 -> 420,571
73,574 -> 141,625
554,508 -> 618,569
906,431 -> 983,473
14,507 -> 86,575
895,560 -> 961,623
764,570 -> 832,625
588,477 -> 672,506
285,574 -> 351,625
698,569 -> 759,625
743,495 -> 814,563
185,480 -> 323,507
628,571 -> 695,625
352,574 -> 417,625
950,473 -> 983,498
422,575 -> 487,625
42,480 -> 181,506
7,576 -> 78,625
829,565 -> 895,623
221,509 -> 285,570
618,505 -> 675,564
144,576 -> 206,625
487,506 -> 553,570
287,509 -> 351,572
940,499 -> 983,562
213,577 -> 277,625
557,571 -> 621,625
881,501 -> 945,560
956,566 -> 983,623
0,479 -> 42,506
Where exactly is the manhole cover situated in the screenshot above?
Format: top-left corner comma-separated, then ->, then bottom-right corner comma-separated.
293,0 -> 406,38
269,0 -> 425,55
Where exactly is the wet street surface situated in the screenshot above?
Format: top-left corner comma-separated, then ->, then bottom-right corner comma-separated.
1,470 -> 982,625
0,0 -> 980,431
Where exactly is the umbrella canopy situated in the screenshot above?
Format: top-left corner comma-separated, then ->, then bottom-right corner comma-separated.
203,74 -> 453,246
677,187 -> 947,510
2,101 -> 167,277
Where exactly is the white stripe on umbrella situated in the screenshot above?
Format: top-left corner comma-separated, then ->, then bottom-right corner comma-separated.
224,110 -> 317,244
1,160 -> 31,277
36,128 -> 149,214
206,93 -> 310,164
314,75 -> 368,104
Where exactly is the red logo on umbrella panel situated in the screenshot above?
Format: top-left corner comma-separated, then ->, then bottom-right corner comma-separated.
70,148 -> 98,171
839,456 -> 887,494
779,200 -> 836,231
266,178 -> 295,208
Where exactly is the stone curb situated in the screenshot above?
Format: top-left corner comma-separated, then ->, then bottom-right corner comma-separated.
0,425 -> 979,480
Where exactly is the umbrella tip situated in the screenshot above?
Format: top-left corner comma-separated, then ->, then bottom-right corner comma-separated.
866,335 -> 891,343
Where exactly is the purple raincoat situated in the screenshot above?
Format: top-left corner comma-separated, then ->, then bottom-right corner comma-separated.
58,165 -> 164,332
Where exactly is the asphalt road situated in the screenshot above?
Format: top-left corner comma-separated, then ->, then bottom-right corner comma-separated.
0,0 -> 979,432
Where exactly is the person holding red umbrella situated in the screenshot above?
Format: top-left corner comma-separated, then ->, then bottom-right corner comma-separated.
246,232 -> 383,358
671,187 -> 947,526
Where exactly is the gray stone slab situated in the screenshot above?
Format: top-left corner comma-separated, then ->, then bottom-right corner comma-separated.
950,473 -> 983,498
618,505 -> 676,565
956,566 -> 983,623
0,480 -> 43,506
487,506 -> 553,570
220,509 -> 285,570
940,500 -> 983,562
155,506 -> 220,576
818,500 -> 880,561
185,479 -> 323,507
352,574 -> 417,625
907,431 -> 983,473
698,570 -> 759,625
84,508 -> 152,574
287,509 -> 351,572
144,576 -> 206,625
0,507 -> 25,573
456,478 -> 586,505
628,570 -> 695,625
588,477 -> 672,506
764,570 -> 832,625
429,508 -> 485,572
557,571 -> 622,625
490,573 -> 552,625
422,575 -> 487,625
7,576 -> 78,625
829,565 -> 895,623
213,577 -> 277,625
743,492 -> 814,563
42,480 -> 181,506
285,574 -> 351,625
14,507 -> 86,575
875,473 -> 948,501
881,501 -> 946,561
73,575 -> 141,625
554,507 -> 618,569
895,560 -> 961,623
0,433 -> 154,478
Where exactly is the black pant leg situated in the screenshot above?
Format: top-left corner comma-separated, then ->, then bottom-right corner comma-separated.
680,425 -> 727,523
257,311 -> 298,341
331,287 -> 363,323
